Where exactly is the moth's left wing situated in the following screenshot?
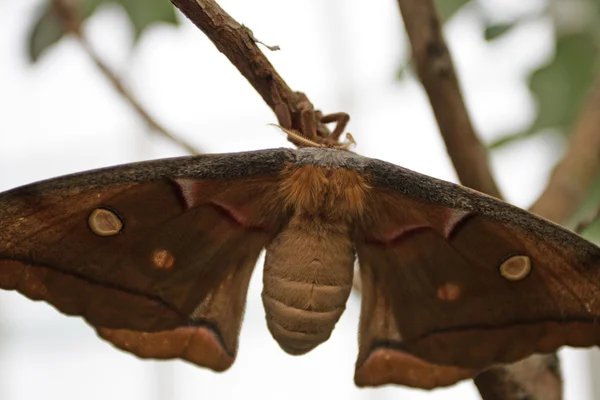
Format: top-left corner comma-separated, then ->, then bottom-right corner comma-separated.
353,157 -> 600,389
0,149 -> 293,370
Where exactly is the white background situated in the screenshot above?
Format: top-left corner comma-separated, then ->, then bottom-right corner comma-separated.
0,0 -> 596,399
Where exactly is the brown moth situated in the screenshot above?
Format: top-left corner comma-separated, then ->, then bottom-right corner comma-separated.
0,146 -> 599,390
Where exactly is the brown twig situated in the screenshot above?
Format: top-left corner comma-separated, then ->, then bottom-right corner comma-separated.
77,37 -> 202,155
51,0 -> 202,155
530,74 -> 600,224
396,0 -> 502,198
167,0 -> 334,140
396,0 -> 563,399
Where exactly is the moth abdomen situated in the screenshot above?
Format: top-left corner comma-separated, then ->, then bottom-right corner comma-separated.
262,273 -> 350,354
262,221 -> 354,355
262,292 -> 345,354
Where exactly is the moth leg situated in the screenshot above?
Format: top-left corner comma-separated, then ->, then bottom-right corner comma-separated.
320,112 -> 350,142
271,85 -> 319,146
298,93 -> 318,141
270,82 -> 351,147
301,100 -> 352,144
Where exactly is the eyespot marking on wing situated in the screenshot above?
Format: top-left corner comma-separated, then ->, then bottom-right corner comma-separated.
151,249 -> 175,270
499,255 -> 531,281
436,282 -> 461,301
88,208 -> 123,236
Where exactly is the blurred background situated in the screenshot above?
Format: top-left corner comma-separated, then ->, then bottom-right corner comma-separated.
0,0 -> 599,398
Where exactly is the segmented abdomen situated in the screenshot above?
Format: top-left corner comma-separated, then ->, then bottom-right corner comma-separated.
262,223 -> 354,355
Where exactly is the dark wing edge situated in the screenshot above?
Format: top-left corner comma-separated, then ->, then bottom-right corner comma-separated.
0,149 -> 293,371
351,156 -> 600,389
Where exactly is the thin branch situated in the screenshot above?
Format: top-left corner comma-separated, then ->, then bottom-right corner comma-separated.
530,74 -> 600,223
76,36 -> 202,155
396,0 -> 502,198
167,0 -> 333,138
52,0 -> 201,155
396,1 -> 562,399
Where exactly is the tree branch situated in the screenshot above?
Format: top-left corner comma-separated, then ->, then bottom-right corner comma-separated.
396,0 -> 501,198
396,0 -> 563,399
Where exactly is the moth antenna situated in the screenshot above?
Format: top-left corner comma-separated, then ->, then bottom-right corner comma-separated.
268,124 -> 324,148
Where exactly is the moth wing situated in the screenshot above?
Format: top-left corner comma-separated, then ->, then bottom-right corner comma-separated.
0,149 -> 292,370
354,157 -> 600,389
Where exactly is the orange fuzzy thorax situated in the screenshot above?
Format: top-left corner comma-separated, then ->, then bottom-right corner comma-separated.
278,164 -> 370,221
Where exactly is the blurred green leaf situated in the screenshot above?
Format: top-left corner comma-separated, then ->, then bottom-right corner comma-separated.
582,221 -> 600,243
435,0 -> 472,21
491,33 -> 598,148
488,130 -> 534,149
571,175 -> 600,244
528,33 -> 597,134
28,4 -> 64,62
591,0 -> 600,13
83,0 -> 106,18
484,23 -> 514,41
28,0 -> 105,63
27,0 -> 178,63
396,58 -> 413,80
115,0 -> 179,40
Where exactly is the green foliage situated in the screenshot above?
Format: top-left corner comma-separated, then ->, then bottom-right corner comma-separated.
571,175 -> 600,244
484,23 -> 514,41
118,0 -> 178,40
395,58 -> 413,80
528,34 -> 597,135
27,0 -> 179,63
396,0 -> 600,151
29,4 -> 65,63
435,0 -> 472,21
490,32 -> 598,148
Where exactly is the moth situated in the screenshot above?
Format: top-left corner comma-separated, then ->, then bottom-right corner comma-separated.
0,146 -> 599,390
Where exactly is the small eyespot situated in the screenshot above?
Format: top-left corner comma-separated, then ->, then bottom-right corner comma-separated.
436,282 -> 461,302
88,208 -> 123,236
151,249 -> 175,270
499,255 -> 532,281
